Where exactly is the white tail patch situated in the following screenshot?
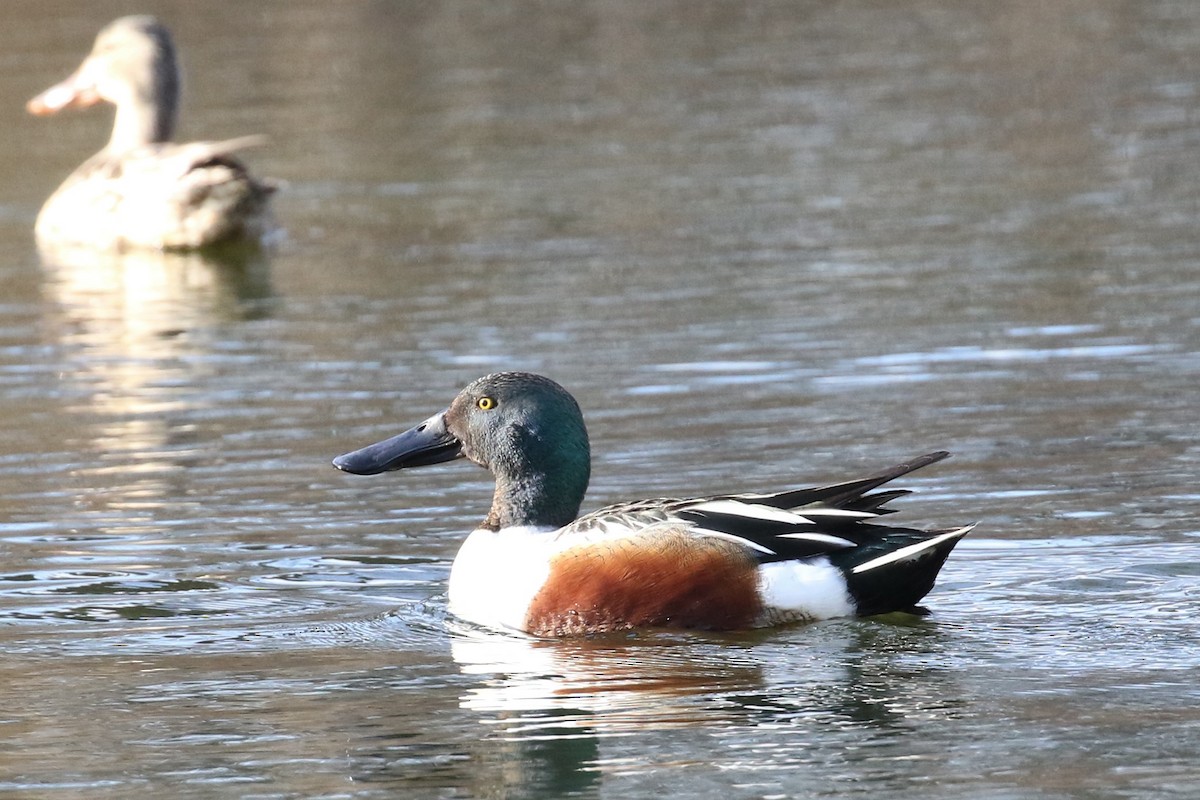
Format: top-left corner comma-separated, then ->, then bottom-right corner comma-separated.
851,525 -> 975,574
757,557 -> 856,622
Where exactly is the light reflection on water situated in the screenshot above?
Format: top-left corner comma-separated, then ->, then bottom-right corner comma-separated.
2,0 -> 1200,797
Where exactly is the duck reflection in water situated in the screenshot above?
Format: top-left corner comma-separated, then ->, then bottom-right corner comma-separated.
448,619 -> 965,793
40,244 -> 271,519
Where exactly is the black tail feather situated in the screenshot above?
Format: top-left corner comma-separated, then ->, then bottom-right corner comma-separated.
757,451 -> 950,514
813,451 -> 950,510
832,524 -> 971,616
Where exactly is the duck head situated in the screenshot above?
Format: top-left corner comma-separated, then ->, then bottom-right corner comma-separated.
334,372 -> 592,530
28,15 -> 180,151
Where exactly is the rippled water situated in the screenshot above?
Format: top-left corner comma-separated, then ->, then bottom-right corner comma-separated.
2,1 -> 1200,797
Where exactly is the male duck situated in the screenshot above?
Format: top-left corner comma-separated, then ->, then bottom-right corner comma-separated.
334,372 -> 973,637
27,15 -> 275,251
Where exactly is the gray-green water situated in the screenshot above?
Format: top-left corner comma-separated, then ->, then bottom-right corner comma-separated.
2,2 -> 1199,797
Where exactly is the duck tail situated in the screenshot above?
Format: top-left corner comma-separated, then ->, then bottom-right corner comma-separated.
835,524 -> 974,616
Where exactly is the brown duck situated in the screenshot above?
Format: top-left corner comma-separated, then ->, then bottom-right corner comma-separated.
27,15 -> 275,251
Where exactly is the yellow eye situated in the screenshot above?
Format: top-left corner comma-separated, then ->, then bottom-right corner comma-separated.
477,396 -> 496,411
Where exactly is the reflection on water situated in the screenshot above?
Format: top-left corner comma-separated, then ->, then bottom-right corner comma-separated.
8,244 -> 274,625
447,617 -> 979,796
46,246 -> 270,470
450,618 -> 972,739
453,627 -> 768,736
40,242 -> 271,463
39,241 -> 272,348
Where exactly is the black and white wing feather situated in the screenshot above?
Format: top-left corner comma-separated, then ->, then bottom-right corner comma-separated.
570,451 -> 955,563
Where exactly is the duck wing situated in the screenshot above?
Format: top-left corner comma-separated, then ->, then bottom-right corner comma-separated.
570,451 -> 955,562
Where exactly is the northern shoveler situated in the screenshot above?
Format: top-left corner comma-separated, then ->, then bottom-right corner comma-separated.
333,372 -> 972,637
27,15 -> 275,251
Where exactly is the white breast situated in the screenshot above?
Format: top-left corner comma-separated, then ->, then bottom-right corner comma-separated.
447,526 -> 557,633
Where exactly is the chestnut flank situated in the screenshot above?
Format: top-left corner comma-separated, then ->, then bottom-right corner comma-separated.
524,530 -> 762,636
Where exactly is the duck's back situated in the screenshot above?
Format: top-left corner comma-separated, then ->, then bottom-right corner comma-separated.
36,139 -> 275,251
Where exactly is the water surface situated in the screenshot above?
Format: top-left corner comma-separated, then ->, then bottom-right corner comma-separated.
2,1 -> 1199,797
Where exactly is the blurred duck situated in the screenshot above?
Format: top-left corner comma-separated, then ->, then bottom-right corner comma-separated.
27,15 -> 275,251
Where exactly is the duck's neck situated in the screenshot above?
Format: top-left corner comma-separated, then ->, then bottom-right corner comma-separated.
484,471 -> 587,531
483,441 -> 591,533
106,66 -> 178,152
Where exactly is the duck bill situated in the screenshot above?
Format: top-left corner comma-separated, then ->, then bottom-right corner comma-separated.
332,411 -> 463,475
27,68 -> 101,116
